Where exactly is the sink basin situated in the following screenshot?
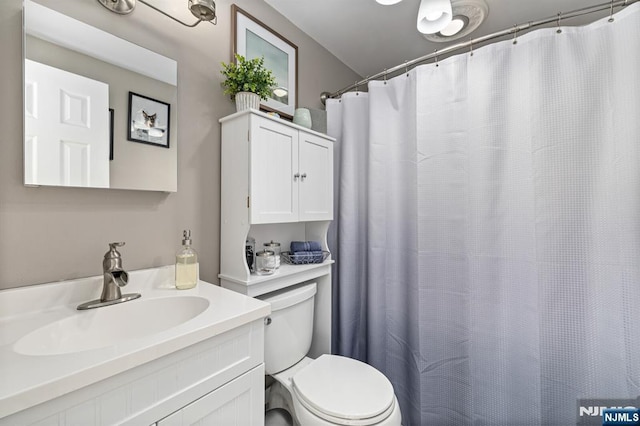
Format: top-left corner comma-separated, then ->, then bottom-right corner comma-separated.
13,296 -> 210,356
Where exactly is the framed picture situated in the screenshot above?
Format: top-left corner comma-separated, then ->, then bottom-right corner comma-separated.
232,5 -> 298,119
127,91 -> 170,148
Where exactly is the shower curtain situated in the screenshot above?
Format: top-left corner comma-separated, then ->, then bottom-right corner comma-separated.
327,4 -> 640,425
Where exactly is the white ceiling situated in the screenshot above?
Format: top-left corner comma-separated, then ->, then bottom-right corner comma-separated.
264,0 -> 616,80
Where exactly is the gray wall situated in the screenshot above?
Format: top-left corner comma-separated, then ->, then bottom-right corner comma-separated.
0,0 -> 360,289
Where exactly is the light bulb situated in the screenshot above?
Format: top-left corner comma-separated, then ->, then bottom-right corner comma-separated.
417,0 -> 453,34
440,17 -> 466,36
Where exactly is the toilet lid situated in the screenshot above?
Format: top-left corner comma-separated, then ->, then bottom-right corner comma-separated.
292,355 -> 395,425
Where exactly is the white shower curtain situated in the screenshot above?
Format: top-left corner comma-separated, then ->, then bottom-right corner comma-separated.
327,4 -> 640,425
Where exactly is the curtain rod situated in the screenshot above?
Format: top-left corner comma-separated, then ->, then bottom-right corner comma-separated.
321,0 -> 636,103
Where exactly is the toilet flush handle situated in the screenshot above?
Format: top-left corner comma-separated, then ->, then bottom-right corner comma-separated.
264,316 -> 272,326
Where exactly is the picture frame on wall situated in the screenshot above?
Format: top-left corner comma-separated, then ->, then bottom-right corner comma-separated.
232,4 -> 298,119
127,91 -> 170,148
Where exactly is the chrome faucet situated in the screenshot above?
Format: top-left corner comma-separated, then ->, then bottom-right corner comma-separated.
77,242 -> 141,310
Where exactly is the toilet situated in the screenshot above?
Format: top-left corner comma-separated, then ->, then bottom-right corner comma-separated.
259,282 -> 402,426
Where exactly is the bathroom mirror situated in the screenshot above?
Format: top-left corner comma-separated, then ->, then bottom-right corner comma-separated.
23,0 -> 178,191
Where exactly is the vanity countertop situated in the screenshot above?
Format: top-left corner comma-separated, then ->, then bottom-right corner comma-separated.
0,266 -> 270,418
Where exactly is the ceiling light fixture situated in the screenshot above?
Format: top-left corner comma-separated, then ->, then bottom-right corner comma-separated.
439,15 -> 468,36
96,0 -> 217,27
423,0 -> 488,41
375,0 -> 403,4
417,0 -> 453,34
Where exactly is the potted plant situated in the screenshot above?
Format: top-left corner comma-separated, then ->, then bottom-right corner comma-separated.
220,54 -> 277,112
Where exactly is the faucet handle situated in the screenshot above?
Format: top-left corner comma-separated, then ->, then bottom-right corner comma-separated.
108,242 -> 125,251
106,242 -> 125,257
104,242 -> 125,271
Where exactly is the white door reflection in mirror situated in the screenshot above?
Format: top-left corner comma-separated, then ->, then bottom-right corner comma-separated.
25,59 -> 110,188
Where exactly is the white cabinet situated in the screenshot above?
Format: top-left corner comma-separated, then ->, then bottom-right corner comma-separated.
158,365 -> 264,426
219,109 -> 334,358
222,110 -> 333,225
1,319 -> 266,426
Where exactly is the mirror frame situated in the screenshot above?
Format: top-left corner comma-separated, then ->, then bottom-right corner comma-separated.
23,0 -> 178,191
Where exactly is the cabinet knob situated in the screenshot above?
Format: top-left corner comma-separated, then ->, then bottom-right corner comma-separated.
300,173 -> 307,181
293,173 -> 300,181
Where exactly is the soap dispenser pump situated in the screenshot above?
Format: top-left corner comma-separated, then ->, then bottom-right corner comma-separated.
176,230 -> 198,290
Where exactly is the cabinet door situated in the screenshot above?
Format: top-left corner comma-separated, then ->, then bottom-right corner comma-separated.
298,132 -> 333,221
157,365 -> 264,426
249,116 -> 299,224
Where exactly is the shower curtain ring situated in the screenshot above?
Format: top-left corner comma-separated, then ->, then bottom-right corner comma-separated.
512,25 -> 519,45
556,13 -> 562,33
434,49 -> 439,67
355,80 -> 359,95
469,39 -> 474,57
383,69 -> 388,85
608,0 -> 615,22
405,60 -> 409,77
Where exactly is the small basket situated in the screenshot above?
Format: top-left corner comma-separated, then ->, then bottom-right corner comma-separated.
281,251 -> 329,265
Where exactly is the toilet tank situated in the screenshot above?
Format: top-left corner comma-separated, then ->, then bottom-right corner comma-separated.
258,282 -> 316,375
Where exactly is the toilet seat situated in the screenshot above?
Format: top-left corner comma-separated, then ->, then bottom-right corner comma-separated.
291,354 -> 396,425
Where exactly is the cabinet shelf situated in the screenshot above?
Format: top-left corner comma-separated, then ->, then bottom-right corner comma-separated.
219,260 -> 334,298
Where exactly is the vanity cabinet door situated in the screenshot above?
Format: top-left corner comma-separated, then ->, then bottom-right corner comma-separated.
249,116 -> 299,224
298,131 -> 333,221
157,364 -> 264,426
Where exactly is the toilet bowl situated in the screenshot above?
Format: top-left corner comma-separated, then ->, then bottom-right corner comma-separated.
275,355 -> 402,425
259,283 -> 402,426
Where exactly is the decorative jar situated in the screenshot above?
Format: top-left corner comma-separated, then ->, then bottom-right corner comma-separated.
293,108 -> 312,129
255,250 -> 276,275
263,241 -> 281,269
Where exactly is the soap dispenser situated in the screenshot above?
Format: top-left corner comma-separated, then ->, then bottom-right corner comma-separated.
176,230 -> 198,290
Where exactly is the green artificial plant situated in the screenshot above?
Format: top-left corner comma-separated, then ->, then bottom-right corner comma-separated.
220,54 -> 277,101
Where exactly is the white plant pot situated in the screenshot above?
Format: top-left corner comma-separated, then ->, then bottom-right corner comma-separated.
235,92 -> 261,112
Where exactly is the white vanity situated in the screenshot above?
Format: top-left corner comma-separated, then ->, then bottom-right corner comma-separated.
218,110 -> 334,357
0,266 -> 270,425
